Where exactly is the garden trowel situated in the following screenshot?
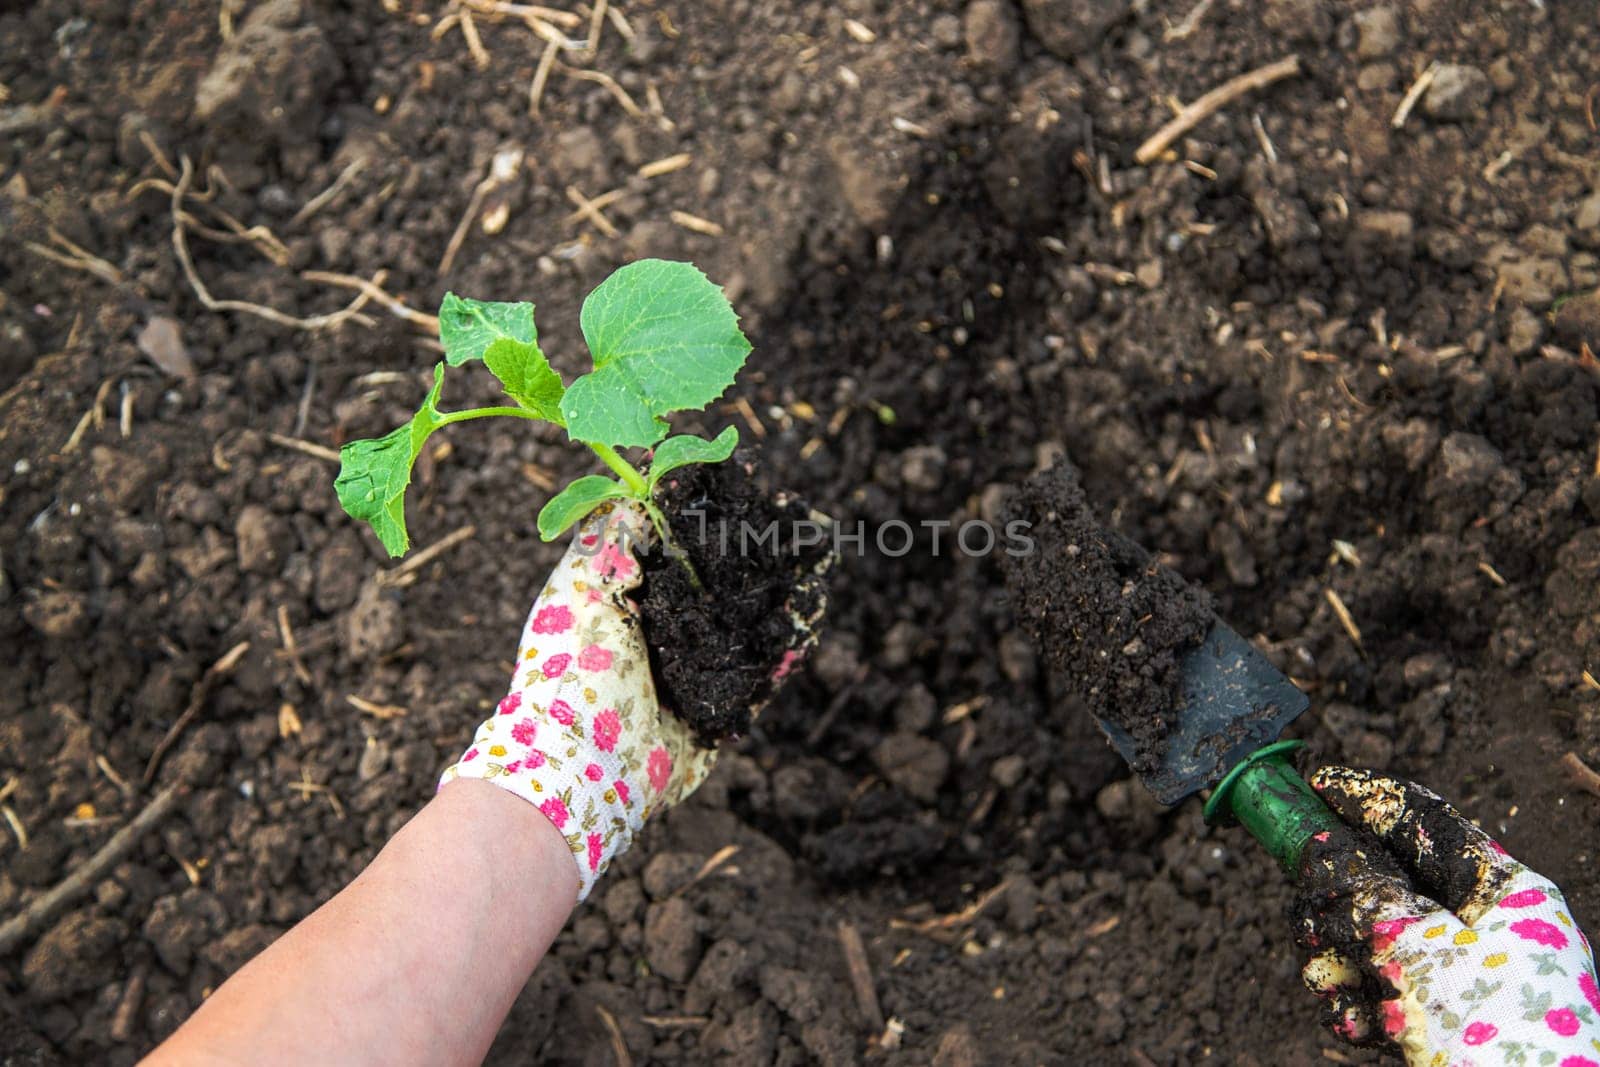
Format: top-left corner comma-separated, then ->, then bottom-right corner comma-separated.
1096,619 -> 1343,875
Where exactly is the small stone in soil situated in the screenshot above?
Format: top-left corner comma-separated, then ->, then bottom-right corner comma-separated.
1352,6 -> 1403,59
1423,63 -> 1492,121
964,0 -> 1020,71
872,733 -> 950,803
643,897 -> 702,983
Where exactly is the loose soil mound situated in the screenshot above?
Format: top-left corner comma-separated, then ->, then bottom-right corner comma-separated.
2,0 -> 1598,1063
640,452 -> 832,745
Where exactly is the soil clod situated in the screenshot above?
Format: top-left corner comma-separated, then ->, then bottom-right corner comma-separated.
639,452 -> 832,746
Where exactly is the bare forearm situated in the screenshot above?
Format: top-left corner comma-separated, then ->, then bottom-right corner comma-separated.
146,780 -> 578,1067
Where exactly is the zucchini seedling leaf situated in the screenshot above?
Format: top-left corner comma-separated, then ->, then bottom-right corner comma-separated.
647,426 -> 739,491
536,475 -> 632,541
561,259 -> 752,448
484,337 -> 566,423
334,363 -> 449,557
441,293 -> 566,423
438,293 -> 537,366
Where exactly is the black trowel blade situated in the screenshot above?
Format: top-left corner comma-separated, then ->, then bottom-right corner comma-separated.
1096,620 -> 1309,806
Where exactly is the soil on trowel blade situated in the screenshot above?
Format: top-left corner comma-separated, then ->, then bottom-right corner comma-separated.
637,451 -> 831,746
1004,461 -> 1214,774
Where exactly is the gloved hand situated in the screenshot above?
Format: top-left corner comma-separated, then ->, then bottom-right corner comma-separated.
440,500 -> 820,899
1294,766 -> 1600,1066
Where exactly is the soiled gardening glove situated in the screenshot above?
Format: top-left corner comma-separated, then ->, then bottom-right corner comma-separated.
441,500 -> 820,899
1295,766 -> 1600,1066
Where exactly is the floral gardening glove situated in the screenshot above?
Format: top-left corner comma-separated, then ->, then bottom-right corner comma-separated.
441,500 -> 821,900
1294,766 -> 1600,1066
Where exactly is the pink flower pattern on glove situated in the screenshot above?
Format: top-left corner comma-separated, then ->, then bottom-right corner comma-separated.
1501,888 -> 1548,908
540,797 -> 568,829
1512,918 -> 1569,950
1347,859 -> 1599,1064
530,605 -> 573,634
647,747 -> 671,794
592,709 -> 620,753
439,503 -> 717,900
1581,972 -> 1600,1015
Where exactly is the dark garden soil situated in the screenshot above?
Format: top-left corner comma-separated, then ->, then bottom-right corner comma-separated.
2,0 -> 1599,1063
1003,460 -> 1214,774
641,451 -> 834,746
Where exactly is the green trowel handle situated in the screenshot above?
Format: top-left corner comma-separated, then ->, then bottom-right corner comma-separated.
1201,740 -> 1345,877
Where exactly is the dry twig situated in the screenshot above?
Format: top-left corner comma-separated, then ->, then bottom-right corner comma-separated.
561,64 -> 656,124
563,184 -> 626,226
139,129 -> 177,178
669,209 -> 723,236
1086,914 -> 1121,937
439,147 -> 524,274
585,0 -> 608,52
0,783 -> 184,956
24,228 -> 124,285
347,695 -> 408,720
891,879 -> 1012,935
1164,0 -> 1215,41
728,395 -> 765,438
459,9 -> 492,68
1,803 -> 24,849
638,152 -> 692,179
96,755 -> 132,796
837,921 -> 885,1033
1392,62 -> 1439,129
291,157 -> 368,226
1323,588 -> 1363,649
277,605 -> 313,685
266,432 -> 341,463
287,769 -> 346,819
681,844 -> 741,890
302,270 -> 441,333
142,642 -> 251,787
1135,55 -> 1300,164
1251,112 -> 1278,164
605,5 -> 634,41
134,162 -> 293,265
566,184 -> 621,237
110,964 -> 150,1043
376,524 -> 477,588
119,383 -> 134,438
169,159 -> 376,330
529,36 -> 560,114
460,0 -> 580,24
63,378 -> 116,454
1561,752 -> 1600,799
594,1004 -> 631,1067
62,406 -> 97,453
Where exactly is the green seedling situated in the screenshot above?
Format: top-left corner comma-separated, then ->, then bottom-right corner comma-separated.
334,259 -> 750,559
